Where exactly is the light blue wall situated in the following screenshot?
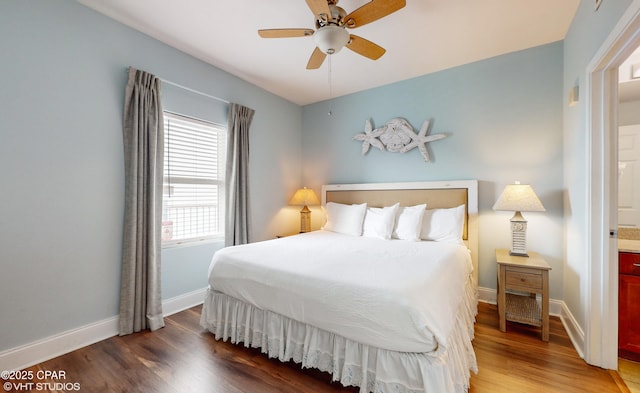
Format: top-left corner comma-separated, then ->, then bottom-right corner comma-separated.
302,42 -> 565,298
0,0 -> 302,351
562,0 -> 633,335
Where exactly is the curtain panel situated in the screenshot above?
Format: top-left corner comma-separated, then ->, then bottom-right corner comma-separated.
225,103 -> 255,246
119,67 -> 165,335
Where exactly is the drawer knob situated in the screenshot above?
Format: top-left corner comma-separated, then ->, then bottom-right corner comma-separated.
634,263 -> 640,268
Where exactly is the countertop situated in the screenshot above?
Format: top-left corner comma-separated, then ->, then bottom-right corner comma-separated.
619,239 -> 640,253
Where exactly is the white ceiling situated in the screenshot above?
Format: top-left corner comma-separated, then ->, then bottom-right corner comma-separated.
78,0 -> 580,106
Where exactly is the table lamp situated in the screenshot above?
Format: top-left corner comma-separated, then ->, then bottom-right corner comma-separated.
289,187 -> 320,233
493,182 -> 545,256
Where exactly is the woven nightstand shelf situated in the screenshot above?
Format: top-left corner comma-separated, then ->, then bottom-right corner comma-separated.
505,293 -> 541,327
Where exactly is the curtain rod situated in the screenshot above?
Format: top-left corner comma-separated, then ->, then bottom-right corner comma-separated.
161,79 -> 230,105
126,67 -> 230,105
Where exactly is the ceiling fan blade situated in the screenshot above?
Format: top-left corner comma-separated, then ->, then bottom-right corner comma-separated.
343,0 -> 406,28
306,0 -> 332,21
346,35 -> 385,60
258,29 -> 314,38
306,47 -> 327,69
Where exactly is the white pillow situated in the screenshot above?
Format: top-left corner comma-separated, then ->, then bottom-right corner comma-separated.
392,204 -> 427,241
322,202 -> 367,236
420,204 -> 466,244
362,203 -> 400,240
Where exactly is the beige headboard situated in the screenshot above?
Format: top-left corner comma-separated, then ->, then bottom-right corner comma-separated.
322,180 -> 479,285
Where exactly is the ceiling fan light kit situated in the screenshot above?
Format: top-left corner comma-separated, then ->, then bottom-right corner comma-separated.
314,26 -> 350,54
258,0 -> 406,69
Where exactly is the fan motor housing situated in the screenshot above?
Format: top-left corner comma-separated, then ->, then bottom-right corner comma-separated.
315,4 -> 347,28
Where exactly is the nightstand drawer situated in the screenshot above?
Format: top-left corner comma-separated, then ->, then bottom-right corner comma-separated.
505,269 -> 542,290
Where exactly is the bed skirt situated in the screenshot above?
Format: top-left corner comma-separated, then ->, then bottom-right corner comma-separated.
200,276 -> 478,393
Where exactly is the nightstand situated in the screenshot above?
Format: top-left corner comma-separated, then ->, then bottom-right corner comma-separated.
496,248 -> 551,341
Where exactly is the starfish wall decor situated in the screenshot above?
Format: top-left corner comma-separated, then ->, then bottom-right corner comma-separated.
352,118 -> 447,162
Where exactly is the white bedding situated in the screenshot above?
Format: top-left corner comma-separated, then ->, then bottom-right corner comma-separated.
206,230 -> 473,354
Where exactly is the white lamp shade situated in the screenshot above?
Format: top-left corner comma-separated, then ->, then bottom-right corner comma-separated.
313,26 -> 350,55
289,187 -> 320,206
493,184 -> 545,212
494,183 -> 544,256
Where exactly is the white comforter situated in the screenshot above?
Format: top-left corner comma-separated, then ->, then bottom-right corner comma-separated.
207,230 -> 473,353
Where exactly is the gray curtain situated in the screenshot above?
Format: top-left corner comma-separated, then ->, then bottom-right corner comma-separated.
119,67 -> 165,335
225,103 -> 255,246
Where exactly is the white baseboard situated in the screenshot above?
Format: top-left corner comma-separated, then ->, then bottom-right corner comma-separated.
477,286 -> 585,357
478,286 -> 498,305
0,287 -> 207,372
0,316 -> 119,373
559,300 -> 585,359
162,287 -> 207,317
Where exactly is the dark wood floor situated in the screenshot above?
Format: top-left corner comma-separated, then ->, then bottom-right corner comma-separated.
6,303 -> 626,393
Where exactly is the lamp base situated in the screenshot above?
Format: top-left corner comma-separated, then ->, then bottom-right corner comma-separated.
509,251 -> 530,257
299,205 -> 311,233
510,211 -> 528,257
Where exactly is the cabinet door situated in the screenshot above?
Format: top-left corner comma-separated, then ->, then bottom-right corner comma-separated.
619,274 -> 640,359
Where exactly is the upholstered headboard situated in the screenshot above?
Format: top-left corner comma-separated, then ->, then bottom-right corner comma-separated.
322,180 -> 478,285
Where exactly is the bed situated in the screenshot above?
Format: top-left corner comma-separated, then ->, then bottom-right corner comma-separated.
200,180 -> 479,393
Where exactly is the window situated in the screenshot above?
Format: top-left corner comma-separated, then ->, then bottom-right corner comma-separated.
161,112 -> 226,246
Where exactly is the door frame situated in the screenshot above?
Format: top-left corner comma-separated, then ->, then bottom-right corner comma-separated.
587,1 -> 640,369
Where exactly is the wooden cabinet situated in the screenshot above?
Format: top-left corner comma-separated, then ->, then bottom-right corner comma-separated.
496,249 -> 551,341
619,252 -> 640,361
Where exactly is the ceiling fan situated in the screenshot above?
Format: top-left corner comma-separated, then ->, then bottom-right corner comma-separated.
258,0 -> 406,69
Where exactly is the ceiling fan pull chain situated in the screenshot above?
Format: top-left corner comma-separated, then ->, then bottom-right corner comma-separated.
328,55 -> 333,116
328,54 -> 332,98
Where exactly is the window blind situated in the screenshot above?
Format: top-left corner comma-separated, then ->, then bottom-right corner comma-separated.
162,112 -> 226,244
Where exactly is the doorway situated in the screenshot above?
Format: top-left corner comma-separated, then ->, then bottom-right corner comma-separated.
618,47 -> 640,230
617,45 -> 640,393
586,3 -> 640,371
